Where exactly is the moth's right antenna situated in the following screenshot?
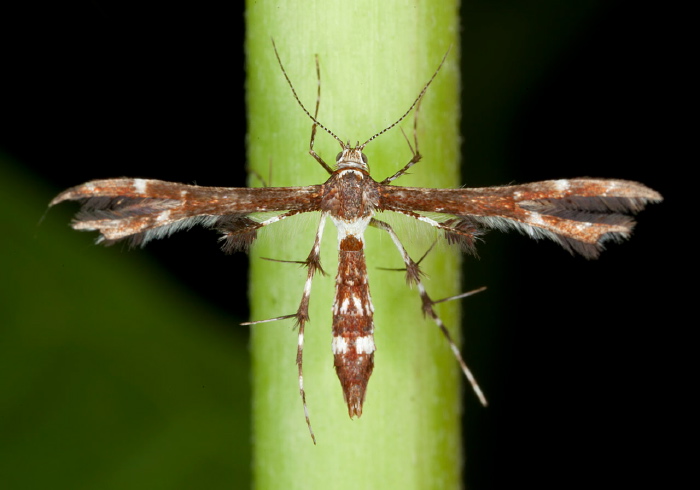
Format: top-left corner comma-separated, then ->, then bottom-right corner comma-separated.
271,38 -> 343,146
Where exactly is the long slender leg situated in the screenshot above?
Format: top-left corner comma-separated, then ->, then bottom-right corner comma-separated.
271,39 -> 333,175
380,98 -> 424,185
242,212 -> 328,444
308,54 -> 334,174
238,210 -> 326,323
219,209 -> 309,254
370,218 -> 488,406
247,158 -> 273,188
384,209 -> 482,255
293,212 -> 328,444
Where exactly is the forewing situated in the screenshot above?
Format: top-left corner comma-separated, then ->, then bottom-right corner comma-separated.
51,178 -> 323,252
379,178 -> 663,259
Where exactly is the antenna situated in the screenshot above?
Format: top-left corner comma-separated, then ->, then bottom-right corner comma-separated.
271,38 -> 451,150
271,38 -> 343,146
360,46 -> 451,148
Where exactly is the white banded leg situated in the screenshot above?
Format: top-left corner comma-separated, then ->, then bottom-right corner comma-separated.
220,209 -> 305,251
243,212 -> 328,444
293,212 -> 328,444
370,218 -> 488,406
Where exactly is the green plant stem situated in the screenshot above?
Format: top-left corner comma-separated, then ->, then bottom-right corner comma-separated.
246,1 -> 461,487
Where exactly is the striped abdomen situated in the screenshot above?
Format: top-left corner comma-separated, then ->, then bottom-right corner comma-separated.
331,235 -> 375,418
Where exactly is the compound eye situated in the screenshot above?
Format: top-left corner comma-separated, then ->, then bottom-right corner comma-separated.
361,153 -> 368,164
336,152 -> 343,161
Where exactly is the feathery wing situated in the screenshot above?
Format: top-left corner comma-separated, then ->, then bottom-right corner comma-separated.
51,178 -> 323,252
379,178 -> 662,259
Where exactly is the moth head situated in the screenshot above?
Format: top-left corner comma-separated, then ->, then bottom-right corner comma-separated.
335,142 -> 369,172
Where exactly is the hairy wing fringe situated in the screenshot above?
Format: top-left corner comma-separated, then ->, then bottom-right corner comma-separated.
517,195 -> 653,217
469,215 -> 616,258
74,196 -> 177,219
474,194 -> 656,259
68,196 -> 265,252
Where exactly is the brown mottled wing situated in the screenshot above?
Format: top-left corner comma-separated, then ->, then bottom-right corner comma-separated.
51,178 -> 323,252
379,178 -> 662,259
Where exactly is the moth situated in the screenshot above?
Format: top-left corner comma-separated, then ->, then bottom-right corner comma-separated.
51,42 -> 662,443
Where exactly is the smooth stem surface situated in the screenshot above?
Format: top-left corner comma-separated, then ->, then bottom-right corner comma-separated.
246,1 -> 461,488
